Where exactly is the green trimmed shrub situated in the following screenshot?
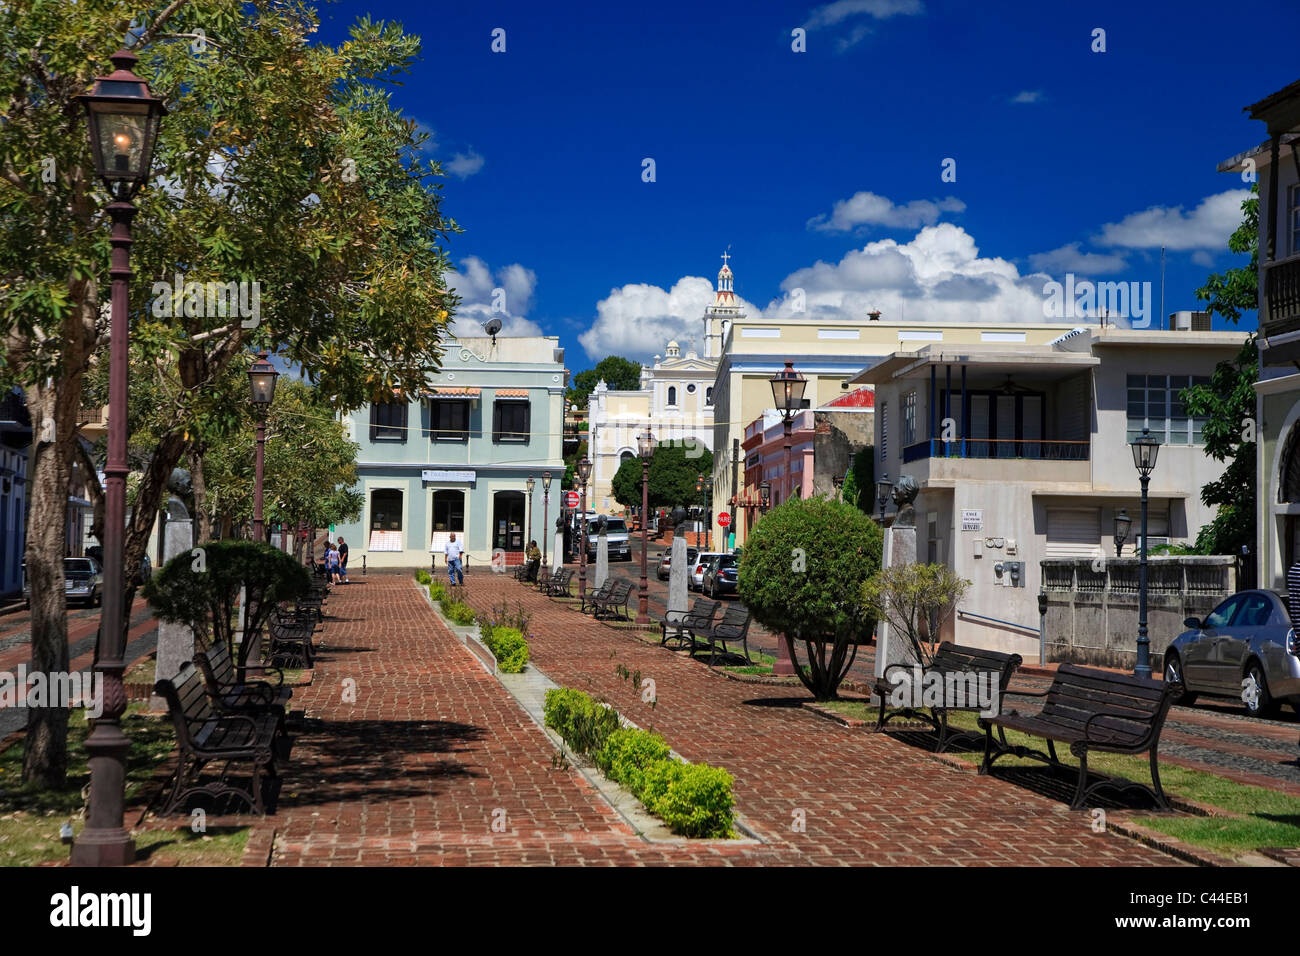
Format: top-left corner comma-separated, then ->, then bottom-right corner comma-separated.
595,728 -> 671,798
429,581 -> 447,603
483,625 -> 529,673
543,688 -> 620,756
644,763 -> 735,838
442,600 -> 476,626
415,569 -> 432,585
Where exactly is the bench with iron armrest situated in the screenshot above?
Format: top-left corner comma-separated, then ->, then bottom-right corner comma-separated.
873,643 -> 1023,753
295,581 -> 329,620
979,663 -> 1182,811
194,640 -> 293,721
534,566 -> 552,592
269,609 -> 317,669
689,607 -> 753,666
591,581 -> 634,621
153,663 -> 283,815
513,559 -> 540,583
578,579 -> 615,614
546,567 -> 575,598
660,598 -> 719,649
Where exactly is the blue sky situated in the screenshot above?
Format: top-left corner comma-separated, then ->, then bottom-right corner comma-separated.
315,0 -> 1297,368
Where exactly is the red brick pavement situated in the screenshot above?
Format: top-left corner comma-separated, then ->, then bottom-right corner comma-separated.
256,572 -> 1178,866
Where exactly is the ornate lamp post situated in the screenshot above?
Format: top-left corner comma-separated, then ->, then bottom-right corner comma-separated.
71,48 -> 167,868
637,429 -> 655,624
542,471 -> 552,569
576,457 -> 592,598
1113,508 -> 1132,557
875,474 -> 893,524
526,476 -> 535,548
696,473 -> 713,550
248,351 -> 279,542
1130,428 -> 1161,678
759,480 -> 771,515
769,362 -> 808,504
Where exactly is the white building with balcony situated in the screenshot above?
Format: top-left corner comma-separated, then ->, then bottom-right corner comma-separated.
852,324 -> 1247,659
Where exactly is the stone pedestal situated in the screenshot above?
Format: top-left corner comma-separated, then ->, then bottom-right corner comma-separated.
874,523 -> 919,679
595,534 -> 609,589
151,498 -> 196,712
668,536 -> 688,615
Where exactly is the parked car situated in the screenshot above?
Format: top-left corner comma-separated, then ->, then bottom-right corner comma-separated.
582,516 -> 631,561
1164,589 -> 1300,717
703,553 -> 738,598
657,546 -> 698,581
23,556 -> 104,609
690,552 -> 727,592
85,545 -> 152,585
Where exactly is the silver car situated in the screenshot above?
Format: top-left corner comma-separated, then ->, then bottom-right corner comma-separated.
23,556 -> 104,609
1164,589 -> 1300,718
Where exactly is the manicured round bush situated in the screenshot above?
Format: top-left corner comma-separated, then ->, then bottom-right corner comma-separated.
644,763 -> 735,838
485,625 -> 529,673
429,581 -> 447,603
595,728 -> 672,797
415,569 -> 432,585
543,688 -> 620,756
441,600 -> 476,626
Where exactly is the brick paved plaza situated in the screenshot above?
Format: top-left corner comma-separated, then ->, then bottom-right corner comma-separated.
254,572 -> 1179,866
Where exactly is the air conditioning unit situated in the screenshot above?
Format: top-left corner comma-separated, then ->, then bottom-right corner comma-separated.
1168,311 -> 1211,331
1136,536 -> 1170,551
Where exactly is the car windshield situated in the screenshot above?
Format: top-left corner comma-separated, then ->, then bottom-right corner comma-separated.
65,559 -> 94,575
717,556 -> 737,569
587,518 -> 627,533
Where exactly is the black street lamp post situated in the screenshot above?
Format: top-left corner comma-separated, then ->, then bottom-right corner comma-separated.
637,429 -> 655,624
1130,428 -> 1161,679
71,48 -> 167,868
576,457 -> 592,599
542,472 -> 552,569
1113,508 -> 1132,557
759,480 -> 771,514
248,350 -> 279,542
696,473 -> 712,550
875,474 -> 893,524
769,362 -> 807,505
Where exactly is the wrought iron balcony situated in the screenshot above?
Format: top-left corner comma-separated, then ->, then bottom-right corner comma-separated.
1264,255 -> 1300,331
902,438 -> 1090,463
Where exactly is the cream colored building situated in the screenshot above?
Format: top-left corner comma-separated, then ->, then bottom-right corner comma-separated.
854,325 -> 1247,658
710,318 -> 1091,546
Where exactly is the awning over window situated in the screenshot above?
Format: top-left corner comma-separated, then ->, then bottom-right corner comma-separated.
426,387 -> 481,397
496,388 -> 528,398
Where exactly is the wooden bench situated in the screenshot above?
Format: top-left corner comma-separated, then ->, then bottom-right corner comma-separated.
873,643 -> 1023,753
591,581 -> 634,621
660,598 -> 719,649
545,567 -> 574,598
193,640 -> 293,721
690,607 -> 753,666
154,663 -> 283,815
979,663 -> 1182,810
578,579 -> 615,614
269,609 -> 317,669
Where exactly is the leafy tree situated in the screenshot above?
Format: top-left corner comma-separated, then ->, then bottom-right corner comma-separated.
861,564 -> 971,666
568,356 -> 642,407
1180,186 -> 1258,555
737,497 -> 882,700
839,445 -> 874,512
198,374 -> 363,554
143,540 -> 310,667
611,442 -> 713,510
1,0 -> 457,784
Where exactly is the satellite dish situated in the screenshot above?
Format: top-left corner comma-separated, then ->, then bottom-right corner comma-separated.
483,317 -> 503,344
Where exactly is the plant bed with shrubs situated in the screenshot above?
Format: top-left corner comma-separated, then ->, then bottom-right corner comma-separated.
543,687 -> 735,838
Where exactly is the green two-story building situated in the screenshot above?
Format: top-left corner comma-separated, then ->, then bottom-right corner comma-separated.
334,335 -> 568,569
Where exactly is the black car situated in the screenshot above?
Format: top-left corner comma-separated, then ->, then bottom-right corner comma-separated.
703,554 -> 738,598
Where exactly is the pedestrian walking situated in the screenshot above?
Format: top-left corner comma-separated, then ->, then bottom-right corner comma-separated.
338,536 -> 350,584
445,532 -> 465,587
327,541 -> 341,585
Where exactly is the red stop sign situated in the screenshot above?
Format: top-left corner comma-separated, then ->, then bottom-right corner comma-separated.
564,491 -> 580,508
717,512 -> 731,527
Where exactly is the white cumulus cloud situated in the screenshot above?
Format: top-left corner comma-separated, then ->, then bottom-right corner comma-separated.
1028,242 -> 1128,275
803,0 -> 924,50
578,276 -> 760,361
1096,189 -> 1252,251
446,149 -> 485,179
807,191 -> 966,232
1010,90 -> 1044,104
447,256 -> 542,338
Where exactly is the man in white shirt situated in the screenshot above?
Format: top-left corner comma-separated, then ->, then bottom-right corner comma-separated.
445,533 -> 465,587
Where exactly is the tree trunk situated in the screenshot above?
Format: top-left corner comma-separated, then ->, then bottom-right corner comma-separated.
21,383 -> 75,786
189,445 -> 212,544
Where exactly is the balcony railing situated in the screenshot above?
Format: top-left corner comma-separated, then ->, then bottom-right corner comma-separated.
901,438 -> 1090,463
78,407 -> 104,424
1265,255 -> 1300,329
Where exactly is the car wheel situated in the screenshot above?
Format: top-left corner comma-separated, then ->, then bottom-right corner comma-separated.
1163,653 -> 1196,705
1242,661 -> 1279,718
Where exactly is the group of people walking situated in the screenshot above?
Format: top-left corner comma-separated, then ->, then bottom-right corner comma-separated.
320,536 -> 350,584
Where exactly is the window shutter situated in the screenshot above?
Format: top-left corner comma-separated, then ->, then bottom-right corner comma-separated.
369,403 -> 379,442
398,401 -> 408,443
522,402 -> 531,439
492,401 -> 502,442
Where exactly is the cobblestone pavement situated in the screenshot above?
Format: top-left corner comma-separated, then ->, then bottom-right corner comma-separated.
259,571 -> 1175,866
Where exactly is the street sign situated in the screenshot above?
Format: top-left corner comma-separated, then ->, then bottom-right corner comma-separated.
564,491 -> 580,508
717,512 -> 732,527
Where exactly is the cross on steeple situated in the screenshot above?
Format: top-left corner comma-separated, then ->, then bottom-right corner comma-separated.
721,249 -> 730,267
